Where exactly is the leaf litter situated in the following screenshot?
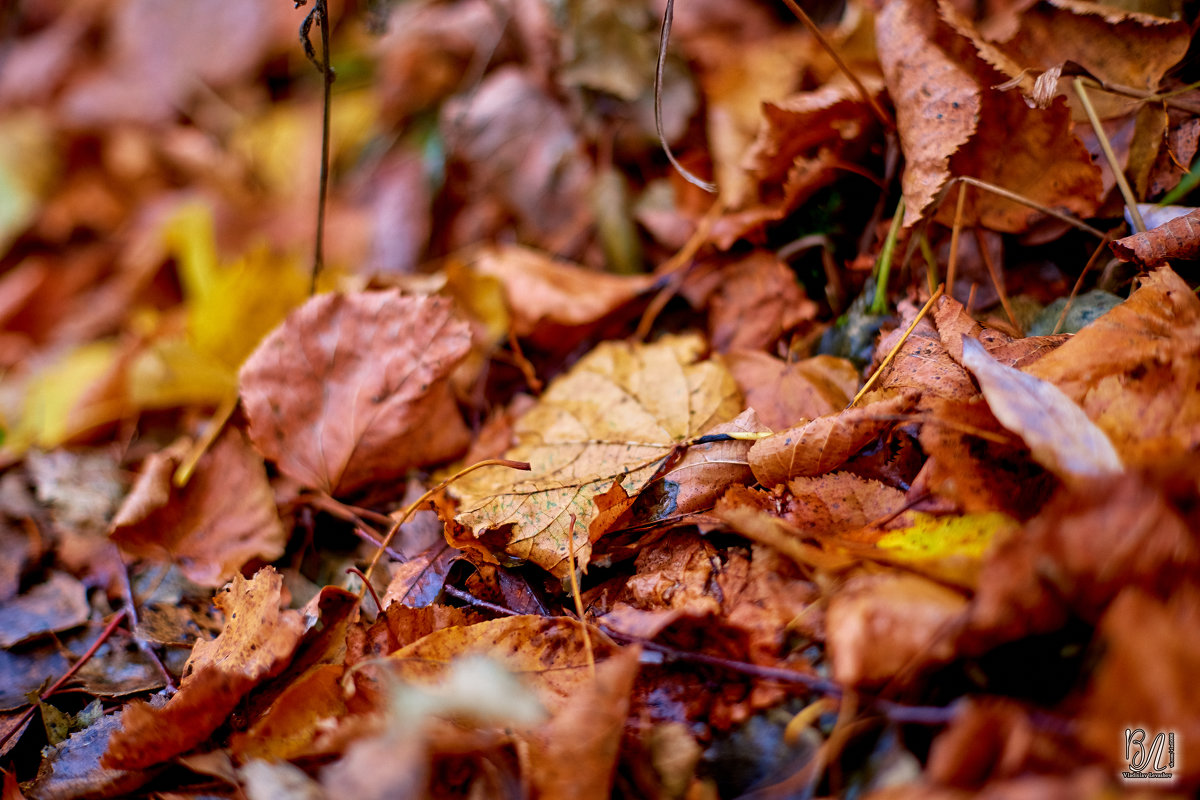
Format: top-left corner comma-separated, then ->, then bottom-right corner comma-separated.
1,0 -> 1200,797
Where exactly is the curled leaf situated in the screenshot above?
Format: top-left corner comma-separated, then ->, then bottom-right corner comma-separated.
961,336 -> 1122,482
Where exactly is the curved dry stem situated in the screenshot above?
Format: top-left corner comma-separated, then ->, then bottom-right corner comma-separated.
358,458 -> 531,593
655,0 -> 716,193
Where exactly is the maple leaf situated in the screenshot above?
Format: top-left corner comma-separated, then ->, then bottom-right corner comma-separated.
239,291 -> 472,496
450,334 -> 741,577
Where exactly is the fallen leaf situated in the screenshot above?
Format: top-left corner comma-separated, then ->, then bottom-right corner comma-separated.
451,334 -> 741,577
701,253 -> 817,353
0,571 -> 89,648
440,67 -> 593,254
384,615 -> 623,717
748,391 -> 918,487
60,0 -> 284,125
239,291 -> 472,495
825,572 -> 968,688
466,244 -> 652,345
963,472 -> 1200,652
381,543 -> 461,610
229,664 -> 346,763
524,645 -> 641,800
961,336 -> 1123,482
1078,585 -> 1200,789
1026,265 -> 1200,383
26,709 -> 152,800
103,567 -> 304,769
876,0 -> 978,228
726,350 -> 859,432
785,472 -> 905,534
655,408 -> 767,516
622,530 -> 722,616
921,697 -> 1083,790
109,427 -> 286,587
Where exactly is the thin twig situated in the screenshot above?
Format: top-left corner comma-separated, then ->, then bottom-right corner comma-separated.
360,459 -> 530,589
942,177 -> 1106,239
565,514 -> 596,678
849,285 -> 944,408
946,184 -> 967,299
0,609 -> 129,751
1052,233 -> 1113,335
973,228 -> 1019,334
779,0 -> 894,132
297,0 -> 335,292
655,0 -> 716,192
346,567 -> 384,614
601,627 -> 959,726
1074,77 -> 1145,233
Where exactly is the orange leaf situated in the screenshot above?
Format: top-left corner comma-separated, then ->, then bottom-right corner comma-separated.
239,291 -> 472,495
109,427 -> 285,587
748,391 -> 918,487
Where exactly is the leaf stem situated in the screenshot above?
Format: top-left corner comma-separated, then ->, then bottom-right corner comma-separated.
359,458 -> 531,591
1073,77 -> 1145,233
850,284 -> 944,408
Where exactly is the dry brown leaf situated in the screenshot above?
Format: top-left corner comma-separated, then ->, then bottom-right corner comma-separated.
874,305 -> 978,405
726,350 -> 859,432
1078,585 -> 1200,789
451,334 -> 741,577
825,572 -> 968,688
103,568 -> 305,769
656,408 -> 767,516
716,502 -> 857,574
879,0 -> 1102,231
0,571 -> 89,648
440,67 -> 593,254
108,427 -> 285,587
384,615 -> 623,717
239,291 -> 472,496
921,697 -> 1085,790
622,531 -> 723,617
467,244 -> 653,345
1112,207 -> 1200,267
748,391 -> 918,487
961,337 -> 1123,482
229,664 -> 346,763
381,543 -> 461,610
914,396 -> 1052,514
963,472 -> 1200,653
784,472 -> 905,534
876,0 -> 979,228
947,0 -> 1189,117
524,646 -> 641,800
709,70 -> 884,244
60,0 -> 288,126
1025,266 -> 1200,466
702,253 -> 817,353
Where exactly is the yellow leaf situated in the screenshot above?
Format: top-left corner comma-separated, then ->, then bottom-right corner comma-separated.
163,203 -> 310,371
0,111 -> 57,254
876,511 -> 1017,561
7,341 -> 122,451
127,339 -> 237,410
451,334 -> 741,577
